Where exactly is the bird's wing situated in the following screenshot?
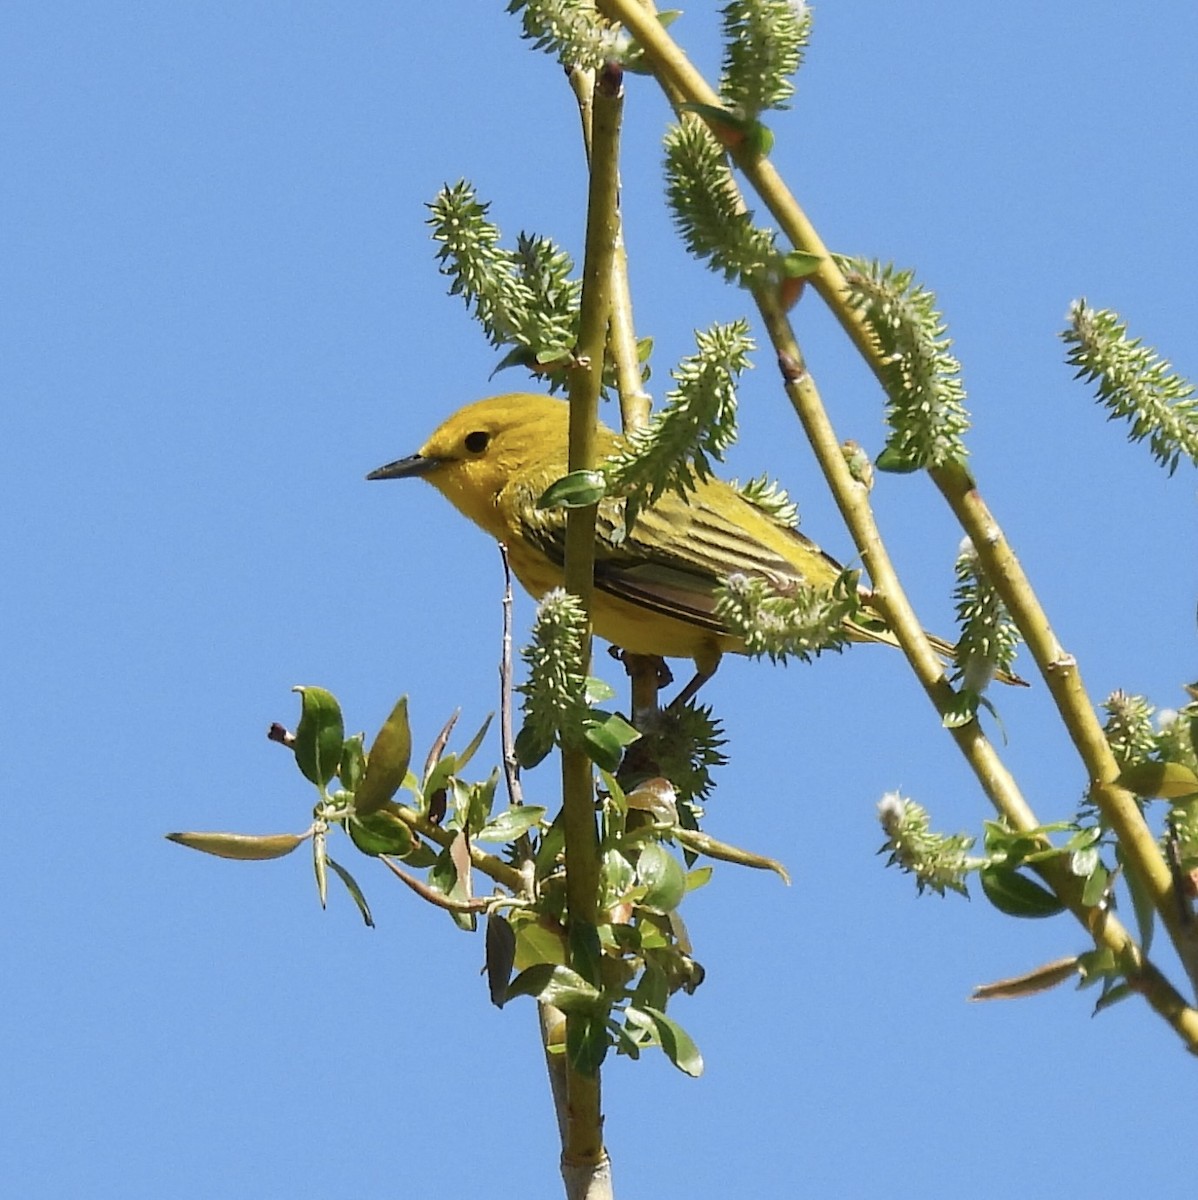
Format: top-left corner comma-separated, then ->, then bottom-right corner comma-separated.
518,485 -> 843,634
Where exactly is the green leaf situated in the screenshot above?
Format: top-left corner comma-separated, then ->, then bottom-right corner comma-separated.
1080,861 -> 1110,908
292,686 -> 344,787
429,842 -> 475,932
584,676 -> 616,704
1118,843 -> 1156,954
455,713 -> 494,773
313,830 -> 328,909
874,446 -> 922,474
514,723 -> 553,770
569,920 -> 604,989
486,913 -> 516,1008
165,830 -> 309,861
567,1010 -> 609,1077
338,733 -> 365,792
685,866 -> 713,892
536,470 -> 607,510
534,810 -> 566,881
348,805 -> 415,857
600,848 -> 636,908
636,843 -> 687,913
1093,980 -> 1136,1014
593,710 -> 640,748
477,804 -> 547,843
514,917 -> 568,971
582,721 -> 625,773
506,963 -> 602,1012
630,961 -> 669,1013
325,855 -> 374,927
458,771 -> 500,834
641,1005 -> 703,1077
742,119 -> 774,157
355,696 -> 412,816
979,867 -> 1064,918
781,251 -> 823,279
1118,760 -> 1198,800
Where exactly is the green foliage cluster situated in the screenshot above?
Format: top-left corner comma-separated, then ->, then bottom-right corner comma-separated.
719,0 -> 811,117
602,319 -> 753,528
941,538 -> 1023,727
664,120 -> 778,286
1063,300 -> 1198,474
839,258 -> 971,471
505,0 -> 624,71
713,568 -> 858,663
733,472 -> 799,527
516,589 -> 641,772
427,181 -> 580,384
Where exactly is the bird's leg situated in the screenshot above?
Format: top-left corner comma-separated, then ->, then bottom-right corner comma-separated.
611,648 -> 671,724
668,647 -> 722,711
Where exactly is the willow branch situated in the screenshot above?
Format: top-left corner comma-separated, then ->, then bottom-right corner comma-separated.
560,61 -> 624,1181
390,803 -> 524,893
931,462 -> 1198,994
599,0 -> 1198,1038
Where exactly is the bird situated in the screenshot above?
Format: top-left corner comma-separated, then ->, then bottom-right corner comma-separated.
367,392 -> 1018,699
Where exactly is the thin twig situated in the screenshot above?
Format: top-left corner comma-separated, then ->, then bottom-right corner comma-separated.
498,543 -> 524,809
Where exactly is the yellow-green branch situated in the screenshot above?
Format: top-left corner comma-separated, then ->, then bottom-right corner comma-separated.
560,62 -> 625,1179
597,0 -> 1198,1040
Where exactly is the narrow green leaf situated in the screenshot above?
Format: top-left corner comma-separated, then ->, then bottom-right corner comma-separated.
486,913 -> 517,1008
356,696 -> 412,816
325,855 -> 374,927
1118,843 -> 1156,954
454,713 -> 494,773
536,470 -> 608,510
313,830 -> 328,909
1093,980 -> 1136,1014
593,711 -> 641,748
292,686 -> 344,787
514,918 -> 568,971
1118,760 -> 1198,800
165,830 -> 308,861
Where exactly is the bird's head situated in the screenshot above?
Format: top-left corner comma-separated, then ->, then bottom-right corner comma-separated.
367,393 -> 574,536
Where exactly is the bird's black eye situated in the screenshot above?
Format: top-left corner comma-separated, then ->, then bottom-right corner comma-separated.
464,430 -> 490,454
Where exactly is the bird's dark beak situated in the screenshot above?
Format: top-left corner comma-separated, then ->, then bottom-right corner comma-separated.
366,453 -> 441,481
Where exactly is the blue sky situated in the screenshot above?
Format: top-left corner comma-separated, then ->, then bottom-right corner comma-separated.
5,3 -> 1196,1196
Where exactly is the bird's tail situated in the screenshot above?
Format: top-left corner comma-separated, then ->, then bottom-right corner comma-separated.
849,618 -> 1028,688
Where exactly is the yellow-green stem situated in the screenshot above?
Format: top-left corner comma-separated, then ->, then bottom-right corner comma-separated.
560,63 -> 624,1174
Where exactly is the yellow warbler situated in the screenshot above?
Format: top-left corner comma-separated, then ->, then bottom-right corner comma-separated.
368,393 -> 1004,692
